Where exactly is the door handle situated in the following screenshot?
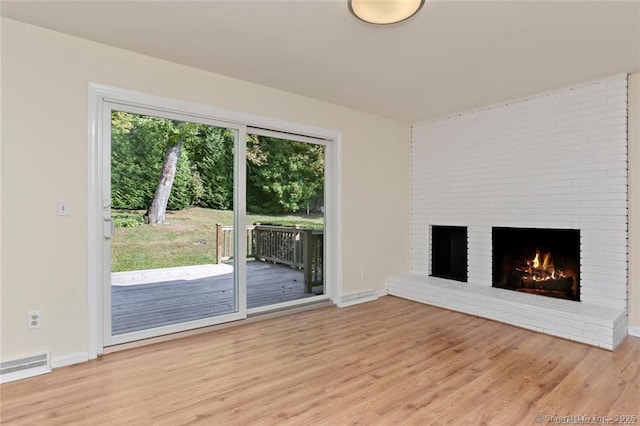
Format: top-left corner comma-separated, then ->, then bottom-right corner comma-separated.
104,218 -> 114,240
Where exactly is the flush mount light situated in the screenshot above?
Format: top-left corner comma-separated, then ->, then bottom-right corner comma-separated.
348,0 -> 425,25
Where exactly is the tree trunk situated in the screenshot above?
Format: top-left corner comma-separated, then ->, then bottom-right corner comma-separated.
146,138 -> 183,225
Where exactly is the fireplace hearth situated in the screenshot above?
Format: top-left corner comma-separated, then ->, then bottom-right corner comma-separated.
492,227 -> 580,301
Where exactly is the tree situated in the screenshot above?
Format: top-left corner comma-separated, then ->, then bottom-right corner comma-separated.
111,112 -> 197,215
111,112 -> 165,210
146,121 -> 201,224
146,136 -> 183,224
110,112 -> 326,219
186,126 -> 235,210
246,136 -> 325,214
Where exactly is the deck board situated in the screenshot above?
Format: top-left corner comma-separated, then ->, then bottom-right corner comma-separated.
111,261 -> 315,335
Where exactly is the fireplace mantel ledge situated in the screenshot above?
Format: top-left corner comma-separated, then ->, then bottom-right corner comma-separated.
387,273 -> 627,350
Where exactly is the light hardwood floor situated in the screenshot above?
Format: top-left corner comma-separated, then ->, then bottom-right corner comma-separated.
1,296 -> 639,425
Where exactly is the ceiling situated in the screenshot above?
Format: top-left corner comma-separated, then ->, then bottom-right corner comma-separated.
2,0 -> 639,123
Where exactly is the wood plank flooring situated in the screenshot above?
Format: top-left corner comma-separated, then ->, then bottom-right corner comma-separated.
2,296 -> 639,425
112,261 -> 315,335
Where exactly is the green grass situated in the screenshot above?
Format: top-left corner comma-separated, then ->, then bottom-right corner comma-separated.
111,207 -> 323,272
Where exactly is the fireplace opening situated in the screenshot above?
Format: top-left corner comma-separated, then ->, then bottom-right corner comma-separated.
492,227 -> 580,301
431,226 -> 468,282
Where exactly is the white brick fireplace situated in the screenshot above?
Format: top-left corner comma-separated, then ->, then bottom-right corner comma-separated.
389,75 -> 629,350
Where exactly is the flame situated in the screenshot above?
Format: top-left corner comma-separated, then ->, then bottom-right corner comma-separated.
532,250 -> 540,268
512,246 -> 577,299
528,249 -> 561,282
514,248 -> 572,285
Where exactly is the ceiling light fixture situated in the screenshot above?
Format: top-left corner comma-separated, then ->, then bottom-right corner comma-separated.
348,0 -> 425,25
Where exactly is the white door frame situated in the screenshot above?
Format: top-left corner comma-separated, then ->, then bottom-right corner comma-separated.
87,83 -> 342,357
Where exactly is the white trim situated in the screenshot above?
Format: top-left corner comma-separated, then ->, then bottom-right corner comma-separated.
106,101 -> 241,130
87,83 -> 102,358
375,289 -> 388,298
248,126 -> 332,144
105,312 -> 247,347
629,326 -> 640,337
103,300 -> 334,355
89,83 -> 339,141
87,83 -> 341,357
332,134 -> 343,304
51,352 -> 89,369
101,102 -> 113,348
235,125 -> 248,315
248,295 -> 331,315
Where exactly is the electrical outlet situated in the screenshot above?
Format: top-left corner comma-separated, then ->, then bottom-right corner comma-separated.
27,311 -> 42,330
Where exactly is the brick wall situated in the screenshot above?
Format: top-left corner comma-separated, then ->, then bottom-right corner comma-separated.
411,75 -> 628,310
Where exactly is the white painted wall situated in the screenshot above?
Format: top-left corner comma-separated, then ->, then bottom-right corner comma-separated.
411,76 -> 629,310
0,18 -> 4,348
628,72 -> 640,332
0,19 -> 410,364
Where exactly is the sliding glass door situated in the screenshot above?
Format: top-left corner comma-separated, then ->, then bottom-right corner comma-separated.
103,103 -> 246,346
90,86 -> 335,352
245,131 -> 326,311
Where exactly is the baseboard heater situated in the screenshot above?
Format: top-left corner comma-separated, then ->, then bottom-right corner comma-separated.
339,290 -> 378,307
0,353 -> 51,384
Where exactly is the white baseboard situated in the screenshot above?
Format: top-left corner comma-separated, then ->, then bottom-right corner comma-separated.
336,289 -> 380,307
629,326 -> 640,337
51,352 -> 89,369
375,289 -> 388,298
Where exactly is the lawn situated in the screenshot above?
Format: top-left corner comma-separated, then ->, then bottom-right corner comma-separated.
111,207 -> 323,272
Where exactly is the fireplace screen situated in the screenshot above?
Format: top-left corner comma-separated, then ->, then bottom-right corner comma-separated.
492,227 -> 580,301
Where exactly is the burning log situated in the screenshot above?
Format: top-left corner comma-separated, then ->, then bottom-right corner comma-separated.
515,288 -> 575,300
521,276 -> 573,292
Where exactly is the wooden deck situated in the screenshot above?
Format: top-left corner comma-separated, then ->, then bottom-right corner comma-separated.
112,261 -> 315,335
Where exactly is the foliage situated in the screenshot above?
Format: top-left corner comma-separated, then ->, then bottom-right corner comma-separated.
246,136 -> 324,214
112,211 -> 146,228
111,112 -> 198,210
111,112 -> 325,215
186,127 -> 235,209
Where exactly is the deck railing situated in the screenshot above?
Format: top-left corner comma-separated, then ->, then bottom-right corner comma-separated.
216,224 -> 256,262
216,224 -> 323,292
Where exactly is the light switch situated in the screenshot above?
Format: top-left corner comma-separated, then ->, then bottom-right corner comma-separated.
57,200 -> 70,216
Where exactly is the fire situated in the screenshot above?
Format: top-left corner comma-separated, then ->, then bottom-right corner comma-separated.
509,244 -> 578,301
521,249 -> 565,282
532,251 -> 540,268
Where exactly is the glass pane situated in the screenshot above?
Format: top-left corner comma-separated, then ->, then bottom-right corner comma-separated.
110,110 -> 237,335
245,134 -> 325,309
